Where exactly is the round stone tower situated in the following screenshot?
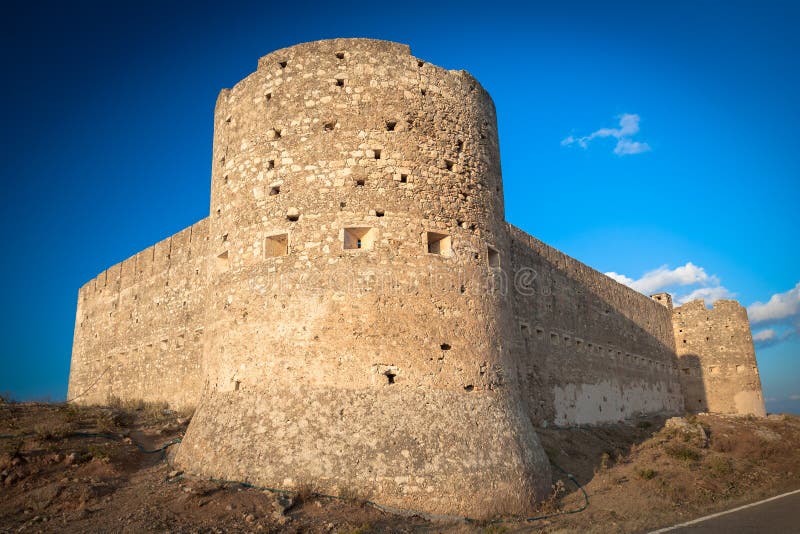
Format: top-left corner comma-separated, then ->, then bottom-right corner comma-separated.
175,38 -> 550,517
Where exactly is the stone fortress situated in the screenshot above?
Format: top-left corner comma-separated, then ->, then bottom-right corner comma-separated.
68,38 -> 765,517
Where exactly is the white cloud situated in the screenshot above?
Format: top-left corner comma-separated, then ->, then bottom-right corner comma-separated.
607,264 -> 800,350
606,262 -> 718,295
753,329 -> 777,342
747,282 -> 800,324
790,394 -> 800,401
747,282 -> 800,349
605,271 -> 636,287
675,286 -> 735,305
614,138 -> 651,155
753,327 -> 795,349
562,113 -> 651,156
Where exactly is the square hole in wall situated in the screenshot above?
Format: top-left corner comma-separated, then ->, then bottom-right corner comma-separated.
335,51 -> 345,59
268,159 -> 275,170
355,178 -> 365,187
386,120 -> 397,131
373,149 -> 382,160
343,227 -> 376,250
736,364 -> 744,373
426,232 -> 452,256
278,60 -> 287,69
265,233 -> 288,257
335,77 -> 345,87
269,184 -> 281,196
375,209 -> 385,217
487,246 -> 500,268
216,251 -> 229,271
550,332 -> 559,345
399,174 -> 408,183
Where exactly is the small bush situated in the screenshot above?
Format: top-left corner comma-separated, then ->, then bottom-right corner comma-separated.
34,422 -> 73,442
293,482 -> 317,505
599,452 -> 611,470
338,486 -> 372,507
105,396 -> 173,426
708,456 -> 733,477
59,403 -> 84,423
1,437 -> 23,457
665,444 -> 702,462
638,468 -> 657,480
87,443 -> 112,461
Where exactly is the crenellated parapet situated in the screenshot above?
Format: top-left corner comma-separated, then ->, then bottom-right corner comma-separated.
68,218 -> 209,408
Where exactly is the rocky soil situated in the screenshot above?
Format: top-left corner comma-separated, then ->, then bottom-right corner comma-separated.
1,400 -> 798,533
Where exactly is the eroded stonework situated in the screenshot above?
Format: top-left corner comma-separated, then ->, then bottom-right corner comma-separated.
68,38 -> 765,517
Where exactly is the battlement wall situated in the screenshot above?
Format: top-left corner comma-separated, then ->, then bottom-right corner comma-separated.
68,218 -> 209,408
507,224 -> 683,426
673,299 -> 765,416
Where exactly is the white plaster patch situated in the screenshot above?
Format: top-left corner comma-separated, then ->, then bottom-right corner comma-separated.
553,379 -> 680,426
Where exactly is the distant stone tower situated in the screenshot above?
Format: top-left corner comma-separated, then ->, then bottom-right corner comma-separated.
672,299 -> 766,416
174,38 -> 550,518
650,292 -> 673,310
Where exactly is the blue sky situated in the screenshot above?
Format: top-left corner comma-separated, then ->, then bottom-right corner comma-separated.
1,1 -> 797,412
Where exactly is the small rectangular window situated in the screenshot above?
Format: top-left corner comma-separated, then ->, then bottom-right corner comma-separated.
216,251 -> 229,271
265,233 -> 288,257
343,227 -> 376,250
487,246 -> 500,268
426,232 -> 452,256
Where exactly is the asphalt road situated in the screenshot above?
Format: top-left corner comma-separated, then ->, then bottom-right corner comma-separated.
651,490 -> 800,533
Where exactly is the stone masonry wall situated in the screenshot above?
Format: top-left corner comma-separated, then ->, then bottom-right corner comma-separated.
67,219 -> 209,409
174,38 -> 550,518
507,226 -> 684,426
673,299 -> 765,416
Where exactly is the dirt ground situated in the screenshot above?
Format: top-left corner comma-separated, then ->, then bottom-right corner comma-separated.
1,400 -> 798,533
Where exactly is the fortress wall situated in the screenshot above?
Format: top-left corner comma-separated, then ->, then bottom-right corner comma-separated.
507,225 -> 683,426
673,299 -> 765,416
175,39 -> 550,518
67,218 -> 209,409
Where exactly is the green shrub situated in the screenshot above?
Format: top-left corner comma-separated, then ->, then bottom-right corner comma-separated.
665,444 -> 702,462
638,468 -> 657,480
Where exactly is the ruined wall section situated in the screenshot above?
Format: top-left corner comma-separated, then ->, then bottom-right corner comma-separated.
507,225 -> 684,426
673,299 -> 765,416
67,219 -> 209,409
175,38 -> 550,518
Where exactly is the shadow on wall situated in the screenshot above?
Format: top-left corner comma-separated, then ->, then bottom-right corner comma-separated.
676,354 -> 710,413
507,228 -> 686,428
